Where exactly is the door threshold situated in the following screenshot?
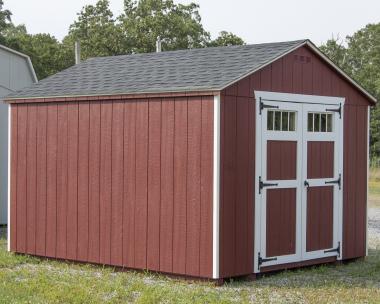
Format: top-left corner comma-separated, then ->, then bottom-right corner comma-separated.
259,256 -> 337,273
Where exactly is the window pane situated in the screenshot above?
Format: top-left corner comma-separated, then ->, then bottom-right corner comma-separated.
282,112 -> 289,131
314,113 -> 321,132
327,114 -> 333,132
289,112 -> 296,131
267,111 -> 274,130
274,111 -> 281,131
321,114 -> 327,132
308,113 -> 313,132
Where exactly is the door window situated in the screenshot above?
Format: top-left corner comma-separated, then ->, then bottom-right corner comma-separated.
267,110 -> 296,131
307,112 -> 333,132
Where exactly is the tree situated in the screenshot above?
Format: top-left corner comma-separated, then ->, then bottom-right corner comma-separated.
0,0 -> 11,43
64,0 -> 128,60
119,0 -> 210,53
321,24 -> 380,157
3,24 -> 73,79
208,31 -> 245,47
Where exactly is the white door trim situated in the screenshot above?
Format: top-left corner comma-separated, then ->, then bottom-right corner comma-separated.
254,91 -> 344,273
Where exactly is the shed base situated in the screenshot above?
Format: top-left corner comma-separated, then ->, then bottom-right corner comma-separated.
259,256 -> 337,274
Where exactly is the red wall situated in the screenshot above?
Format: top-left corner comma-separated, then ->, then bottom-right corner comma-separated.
10,96 -> 214,278
219,45 -> 370,278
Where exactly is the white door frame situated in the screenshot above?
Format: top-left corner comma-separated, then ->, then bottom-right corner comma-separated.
254,91 -> 345,273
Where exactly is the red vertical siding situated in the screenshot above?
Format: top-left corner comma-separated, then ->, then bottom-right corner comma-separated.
173,98 -> 188,274
46,104 -> 58,258
159,99 -> 174,273
10,105 -> 18,252
78,102 -> 90,261
220,44 -> 371,278
35,105 -> 47,256
134,100 -> 148,269
66,102 -> 78,260
10,96 -> 214,278
16,105 -> 27,253
199,96 -> 214,277
186,97 -> 202,276
56,104 -> 68,259
147,99 -> 161,271
99,102 -> 112,265
123,101 -> 136,268
88,102 -> 101,263
110,102 -> 124,266
26,105 -> 37,255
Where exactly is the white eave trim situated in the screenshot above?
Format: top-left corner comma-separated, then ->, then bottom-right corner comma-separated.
220,40 -> 377,104
0,44 -> 38,83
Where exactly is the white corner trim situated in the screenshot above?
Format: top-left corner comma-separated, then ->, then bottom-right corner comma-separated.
212,94 -> 221,279
366,107 -> 370,256
7,105 -> 11,252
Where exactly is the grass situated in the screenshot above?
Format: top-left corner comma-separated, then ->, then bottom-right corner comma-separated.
369,168 -> 380,208
0,173 -> 379,303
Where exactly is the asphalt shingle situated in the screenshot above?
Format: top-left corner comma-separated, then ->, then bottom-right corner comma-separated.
6,40 -> 306,99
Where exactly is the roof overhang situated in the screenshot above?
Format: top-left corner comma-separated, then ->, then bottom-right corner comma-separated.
0,44 -> 38,84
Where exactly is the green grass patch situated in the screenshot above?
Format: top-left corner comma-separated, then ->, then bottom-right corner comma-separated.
1,236 -> 380,303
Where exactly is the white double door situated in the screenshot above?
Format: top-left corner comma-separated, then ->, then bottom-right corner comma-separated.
254,91 -> 344,273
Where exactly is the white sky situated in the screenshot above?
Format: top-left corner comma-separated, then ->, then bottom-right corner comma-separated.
4,0 -> 380,45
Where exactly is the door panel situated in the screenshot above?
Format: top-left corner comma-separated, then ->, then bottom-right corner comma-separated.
306,186 -> 334,252
267,141 -> 297,180
266,188 -> 297,257
307,141 -> 334,179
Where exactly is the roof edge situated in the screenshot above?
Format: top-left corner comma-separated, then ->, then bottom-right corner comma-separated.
219,39 -> 377,105
4,89 -> 220,104
0,44 -> 38,83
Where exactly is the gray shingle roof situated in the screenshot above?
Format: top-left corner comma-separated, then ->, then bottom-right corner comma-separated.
7,40 -> 307,99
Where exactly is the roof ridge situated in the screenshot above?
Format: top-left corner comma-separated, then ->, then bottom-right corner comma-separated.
87,39 -> 308,61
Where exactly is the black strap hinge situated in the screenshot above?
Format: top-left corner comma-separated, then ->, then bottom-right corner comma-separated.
326,103 -> 342,118
258,252 -> 278,267
259,176 -> 279,194
325,173 -> 341,190
260,97 -> 279,115
324,241 -> 341,257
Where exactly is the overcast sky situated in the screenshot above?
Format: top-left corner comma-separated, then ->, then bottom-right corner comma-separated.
4,0 -> 380,45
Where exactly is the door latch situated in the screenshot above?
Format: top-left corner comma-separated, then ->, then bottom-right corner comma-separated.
259,97 -> 279,115
304,180 -> 310,188
258,252 -> 278,267
324,241 -> 341,258
259,176 -> 279,194
326,103 -> 342,118
325,173 -> 341,190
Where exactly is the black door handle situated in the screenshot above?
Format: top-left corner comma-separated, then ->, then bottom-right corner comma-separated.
304,180 -> 310,188
259,176 -> 278,194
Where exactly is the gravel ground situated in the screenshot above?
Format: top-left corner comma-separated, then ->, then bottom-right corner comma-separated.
368,207 -> 380,249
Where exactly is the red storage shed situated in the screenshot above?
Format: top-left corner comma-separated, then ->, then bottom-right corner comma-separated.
5,39 -> 376,280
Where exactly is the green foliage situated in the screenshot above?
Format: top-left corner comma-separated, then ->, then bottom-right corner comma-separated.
321,24 -> 380,156
119,0 -> 210,53
208,31 -> 245,47
0,0 -> 11,34
0,0 -> 245,80
64,0 -> 128,60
